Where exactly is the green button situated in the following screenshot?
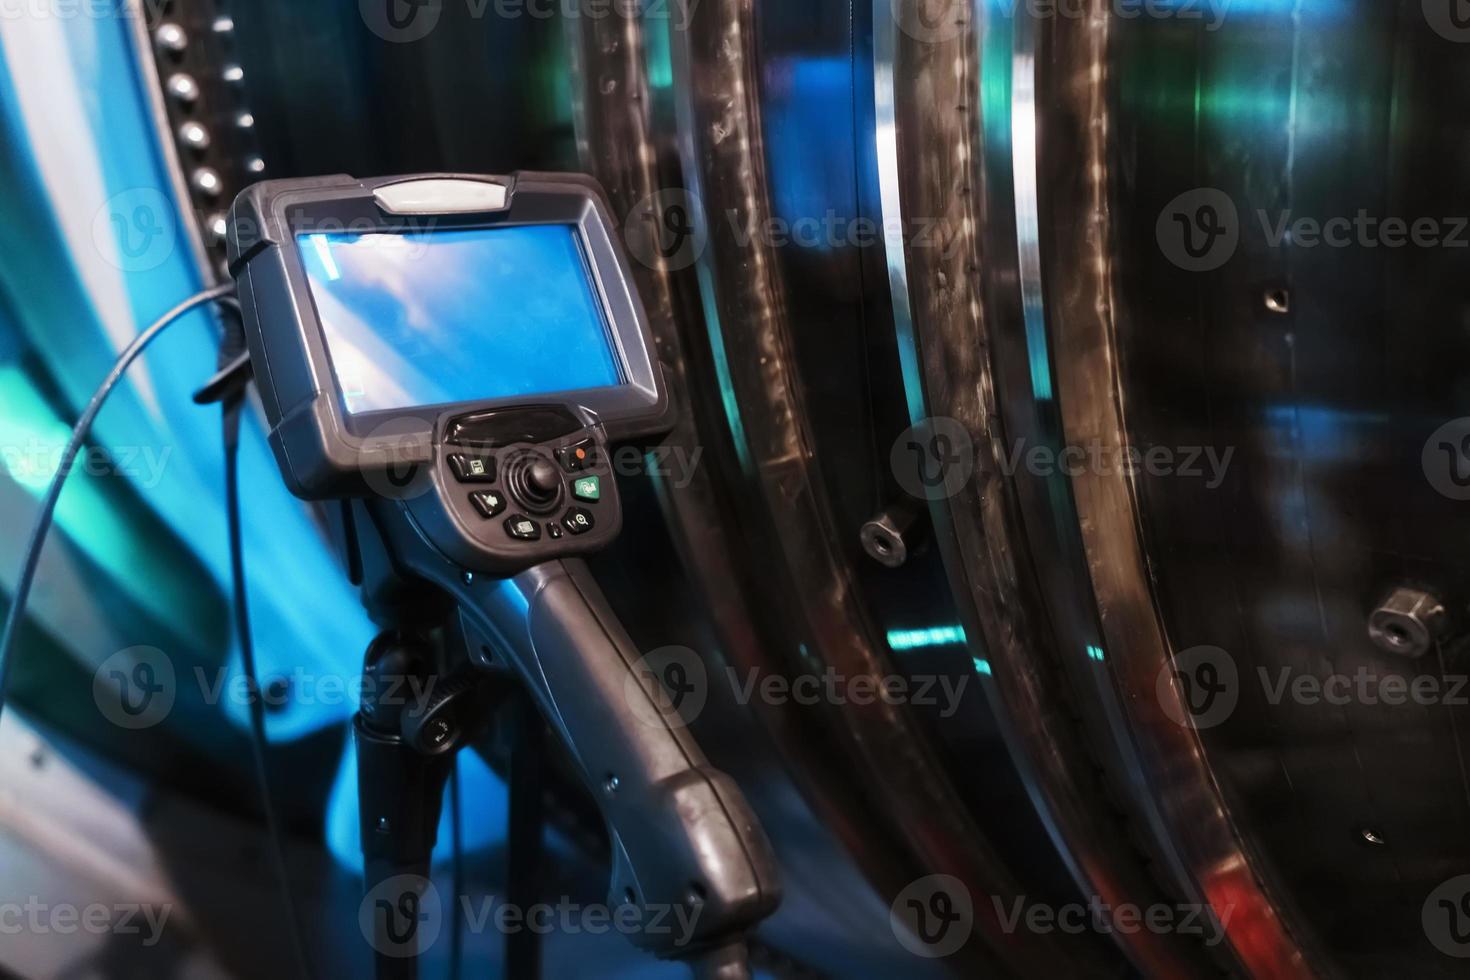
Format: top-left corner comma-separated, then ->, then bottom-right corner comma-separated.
573,475 -> 601,502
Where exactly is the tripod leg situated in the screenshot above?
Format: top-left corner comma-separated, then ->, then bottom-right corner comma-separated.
356,631 -> 453,980
506,688 -> 546,979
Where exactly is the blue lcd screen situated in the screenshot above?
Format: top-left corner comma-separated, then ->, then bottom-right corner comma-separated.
296,224 -> 623,415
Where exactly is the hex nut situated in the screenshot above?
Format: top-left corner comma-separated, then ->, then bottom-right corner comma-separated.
1368,587 -> 1448,659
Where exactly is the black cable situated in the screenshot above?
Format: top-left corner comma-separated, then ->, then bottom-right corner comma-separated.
0,283 -> 235,730
215,301 -> 314,980
449,759 -> 463,980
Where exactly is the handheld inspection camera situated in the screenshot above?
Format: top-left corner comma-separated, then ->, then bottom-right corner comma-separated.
226,172 -> 780,980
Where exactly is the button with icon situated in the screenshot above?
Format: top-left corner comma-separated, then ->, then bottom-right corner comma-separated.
470,490 -> 507,518
448,453 -> 497,483
556,439 -> 596,473
572,475 -> 601,502
563,508 -> 595,536
505,515 -> 542,541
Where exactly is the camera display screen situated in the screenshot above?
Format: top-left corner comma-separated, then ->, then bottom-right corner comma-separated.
297,224 -> 624,415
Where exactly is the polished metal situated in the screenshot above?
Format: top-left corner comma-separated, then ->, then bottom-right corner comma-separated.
164,72 -> 199,105
859,504 -> 925,568
1368,587 -> 1447,659
141,1 -> 1470,976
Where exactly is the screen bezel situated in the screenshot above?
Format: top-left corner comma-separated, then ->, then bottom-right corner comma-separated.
268,177 -> 662,443
295,222 -> 628,420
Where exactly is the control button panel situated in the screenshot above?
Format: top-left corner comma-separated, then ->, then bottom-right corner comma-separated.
431,408 -> 621,572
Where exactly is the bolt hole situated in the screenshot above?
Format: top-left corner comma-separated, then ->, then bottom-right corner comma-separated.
1385,622 -> 1410,645
874,535 -> 893,556
1265,288 -> 1291,315
623,888 -> 636,906
686,882 -> 707,906
603,774 -> 620,796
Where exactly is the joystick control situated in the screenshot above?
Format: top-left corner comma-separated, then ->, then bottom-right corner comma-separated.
507,452 -> 564,514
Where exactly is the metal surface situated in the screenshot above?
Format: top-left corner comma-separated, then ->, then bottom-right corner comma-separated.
34,1 -> 1470,976
876,1 -> 1228,975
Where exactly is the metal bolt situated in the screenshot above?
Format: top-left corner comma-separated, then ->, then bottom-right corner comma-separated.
165,73 -> 199,105
155,23 -> 188,54
192,167 -> 223,198
178,120 -> 210,150
1368,587 -> 1448,659
860,502 -> 926,569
